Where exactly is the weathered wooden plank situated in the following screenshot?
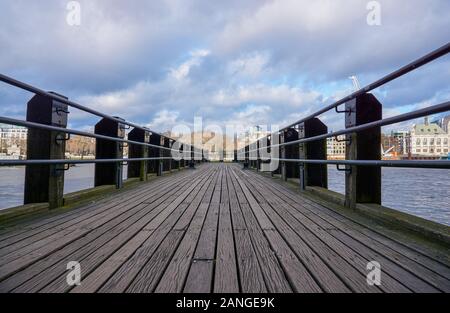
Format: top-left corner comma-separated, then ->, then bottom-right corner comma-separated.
193,203 -> 220,261
97,167 -> 214,293
183,260 -> 214,293
0,169 -> 199,258
226,167 -> 267,292
233,229 -> 267,293
214,202 -> 239,293
241,167 -> 448,292
0,167 -> 196,244
241,175 -> 376,293
231,168 -> 322,293
7,168 -> 214,292
14,167 -> 213,292
126,230 -> 184,293
154,171 -> 219,293
228,170 -> 292,293
178,172 -> 221,292
1,163 -> 448,294
247,167 -> 450,273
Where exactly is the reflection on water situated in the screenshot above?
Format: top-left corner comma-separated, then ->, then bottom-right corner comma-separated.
0,164 -> 448,226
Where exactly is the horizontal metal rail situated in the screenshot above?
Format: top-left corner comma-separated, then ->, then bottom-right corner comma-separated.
239,99 -> 450,154
0,74 -> 206,153
255,158 -> 450,169
0,115 -> 204,156
0,73 -> 170,140
282,42 -> 450,132
241,43 -> 450,150
0,157 -> 186,167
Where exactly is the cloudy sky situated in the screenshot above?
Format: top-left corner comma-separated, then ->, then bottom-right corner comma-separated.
0,0 -> 449,136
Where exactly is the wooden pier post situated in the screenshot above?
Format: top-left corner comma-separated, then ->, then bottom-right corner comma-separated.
345,93 -> 382,209
251,142 -> 258,169
280,132 -> 286,180
256,139 -> 261,172
127,128 -> 150,181
180,143 -> 186,168
243,146 -> 249,169
94,117 -> 125,188
298,118 -> 328,190
178,143 -> 183,170
282,128 -> 299,181
169,139 -> 177,171
148,133 -> 162,176
162,137 -> 171,173
24,93 -> 69,209
189,145 -> 195,168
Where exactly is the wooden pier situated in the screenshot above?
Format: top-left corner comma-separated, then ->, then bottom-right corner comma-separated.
0,163 -> 448,293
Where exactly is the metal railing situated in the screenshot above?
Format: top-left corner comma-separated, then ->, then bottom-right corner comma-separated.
237,42 -> 450,208
0,74 -> 207,208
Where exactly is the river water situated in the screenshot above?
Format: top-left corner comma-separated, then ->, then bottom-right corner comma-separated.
0,165 -> 448,226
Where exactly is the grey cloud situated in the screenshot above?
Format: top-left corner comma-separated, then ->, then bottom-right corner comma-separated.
0,0 -> 448,135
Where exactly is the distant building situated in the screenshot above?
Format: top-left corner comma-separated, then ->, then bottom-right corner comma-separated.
166,131 -> 236,161
410,117 -> 449,157
327,135 -> 346,159
0,124 -> 27,156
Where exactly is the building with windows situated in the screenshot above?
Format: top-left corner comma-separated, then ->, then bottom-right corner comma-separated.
410,117 -> 449,157
0,124 -> 28,156
327,135 -> 346,160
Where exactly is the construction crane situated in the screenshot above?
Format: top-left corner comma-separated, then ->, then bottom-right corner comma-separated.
381,144 -> 395,158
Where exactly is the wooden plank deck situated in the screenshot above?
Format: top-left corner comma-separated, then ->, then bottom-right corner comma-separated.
0,163 -> 448,293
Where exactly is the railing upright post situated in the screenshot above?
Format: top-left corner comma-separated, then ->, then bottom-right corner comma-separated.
177,144 -> 182,170
148,133 -> 162,176
189,145 -> 195,168
250,142 -> 256,169
298,118 -> 328,190
169,139 -> 176,171
180,144 -> 185,168
94,117 -> 125,188
142,131 -> 150,179
280,132 -> 286,181
256,140 -> 260,172
345,93 -> 382,209
243,146 -> 249,169
267,135 -> 274,177
24,93 -> 68,209
127,128 -> 149,181
161,137 -> 171,173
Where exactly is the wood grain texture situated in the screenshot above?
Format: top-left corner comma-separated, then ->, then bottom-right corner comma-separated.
0,163 -> 448,293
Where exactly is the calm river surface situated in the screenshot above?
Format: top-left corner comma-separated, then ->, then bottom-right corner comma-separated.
0,165 -> 448,226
